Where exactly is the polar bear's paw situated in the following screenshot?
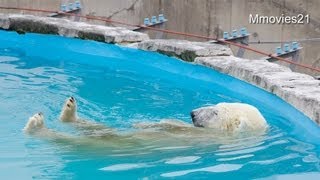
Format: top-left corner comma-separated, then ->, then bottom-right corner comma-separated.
60,96 -> 77,122
23,112 -> 45,134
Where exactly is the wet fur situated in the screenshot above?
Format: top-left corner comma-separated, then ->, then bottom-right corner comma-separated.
24,98 -> 268,149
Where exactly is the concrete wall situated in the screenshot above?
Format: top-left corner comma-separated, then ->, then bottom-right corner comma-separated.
0,0 -> 319,75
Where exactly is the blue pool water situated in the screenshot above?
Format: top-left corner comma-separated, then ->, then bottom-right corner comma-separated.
0,30 -> 320,179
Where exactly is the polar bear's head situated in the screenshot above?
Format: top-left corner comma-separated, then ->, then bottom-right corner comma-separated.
190,103 -> 268,133
23,112 -> 45,133
60,96 -> 77,122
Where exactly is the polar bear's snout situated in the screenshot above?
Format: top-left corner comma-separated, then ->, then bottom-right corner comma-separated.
191,110 -> 204,127
191,107 -> 219,128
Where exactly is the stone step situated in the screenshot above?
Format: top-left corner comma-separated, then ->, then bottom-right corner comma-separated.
135,39 -> 233,62
0,13 -> 149,44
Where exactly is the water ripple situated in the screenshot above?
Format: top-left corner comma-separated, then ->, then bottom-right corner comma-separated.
165,156 -> 201,164
250,153 -> 300,165
215,139 -> 289,156
161,164 -> 243,177
99,163 -> 151,171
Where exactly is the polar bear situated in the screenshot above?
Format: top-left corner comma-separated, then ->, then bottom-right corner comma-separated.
190,103 -> 268,133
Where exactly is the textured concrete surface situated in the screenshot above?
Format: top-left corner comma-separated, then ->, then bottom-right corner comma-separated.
0,0 -> 319,75
0,14 -> 149,43
195,56 -> 320,124
135,39 -> 232,61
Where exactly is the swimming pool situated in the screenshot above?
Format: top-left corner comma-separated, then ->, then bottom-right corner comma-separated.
0,30 -> 320,179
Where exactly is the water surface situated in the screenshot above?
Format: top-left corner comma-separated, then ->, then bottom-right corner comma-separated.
0,30 -> 320,179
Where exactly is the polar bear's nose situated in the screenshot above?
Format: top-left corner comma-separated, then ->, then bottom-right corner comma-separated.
69,98 -> 74,103
38,112 -> 43,116
191,112 -> 196,121
191,111 -> 203,127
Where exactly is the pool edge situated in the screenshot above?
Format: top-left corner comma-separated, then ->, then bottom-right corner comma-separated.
1,13 -> 319,125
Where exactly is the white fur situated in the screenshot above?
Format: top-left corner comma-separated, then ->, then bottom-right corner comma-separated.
60,97 -> 77,122
24,112 -> 72,139
23,112 -> 45,133
133,119 -> 193,130
59,97 -> 109,134
192,103 -> 268,133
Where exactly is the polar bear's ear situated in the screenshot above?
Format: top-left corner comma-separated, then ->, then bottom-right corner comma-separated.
235,116 -> 248,131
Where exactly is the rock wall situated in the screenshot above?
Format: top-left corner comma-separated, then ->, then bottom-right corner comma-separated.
0,14 -> 149,43
134,39 -> 232,62
0,0 -> 319,75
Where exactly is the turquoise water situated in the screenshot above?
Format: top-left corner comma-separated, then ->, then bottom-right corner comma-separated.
0,30 -> 320,179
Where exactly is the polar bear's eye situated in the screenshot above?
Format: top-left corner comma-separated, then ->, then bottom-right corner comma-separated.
67,104 -> 71,108
69,99 -> 74,103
